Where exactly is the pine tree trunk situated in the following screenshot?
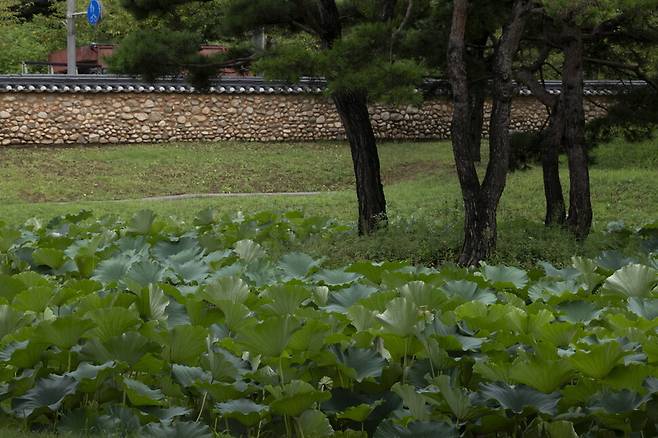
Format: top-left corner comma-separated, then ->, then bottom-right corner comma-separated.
332,90 -> 387,235
459,196 -> 498,265
447,0 -> 487,264
562,28 -> 592,238
541,103 -> 567,225
468,81 -> 485,162
315,1 -> 387,235
515,70 -> 567,226
447,0 -> 529,265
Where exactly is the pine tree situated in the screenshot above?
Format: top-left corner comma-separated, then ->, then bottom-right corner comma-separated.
444,0 -> 532,265
516,1 -> 658,237
113,0 -> 425,235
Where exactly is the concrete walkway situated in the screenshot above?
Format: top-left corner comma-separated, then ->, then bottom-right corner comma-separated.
43,191 -> 334,205
137,191 -> 330,202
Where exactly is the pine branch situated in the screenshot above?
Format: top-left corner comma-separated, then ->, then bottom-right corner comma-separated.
389,0 -> 413,60
392,0 -> 414,39
291,20 -> 317,36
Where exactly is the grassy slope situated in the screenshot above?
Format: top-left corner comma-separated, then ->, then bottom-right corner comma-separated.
0,138 -> 655,266
0,141 -> 437,202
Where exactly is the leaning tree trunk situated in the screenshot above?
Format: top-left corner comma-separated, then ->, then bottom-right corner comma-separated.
447,0 -> 482,265
314,0 -> 387,235
561,28 -> 592,238
332,90 -> 388,235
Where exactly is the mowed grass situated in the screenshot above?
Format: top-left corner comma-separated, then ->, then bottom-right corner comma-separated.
0,137 -> 655,266
0,141 -> 438,202
0,427 -> 66,438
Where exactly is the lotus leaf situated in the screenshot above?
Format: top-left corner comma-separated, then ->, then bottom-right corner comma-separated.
216,399 -> 269,426
314,268 -> 362,286
336,400 -> 384,422
568,342 -> 625,378
234,239 -> 266,264
12,374 -> 78,418
237,316 -> 299,357
324,284 -> 378,313
479,382 -> 560,414
377,297 -> 421,337
34,316 -> 94,349
391,383 -> 431,421
261,283 -> 311,315
123,378 -> 165,406
482,265 -> 529,289
86,307 -> 141,342
141,421 -> 213,438
603,264 -> 658,297
508,357 -> 573,393
374,420 -> 459,438
82,331 -> 159,365
267,380 -> 331,416
279,252 -> 321,279
441,280 -> 497,304
433,375 -> 472,420
296,409 -> 334,437
332,346 -> 387,382
163,325 -> 208,365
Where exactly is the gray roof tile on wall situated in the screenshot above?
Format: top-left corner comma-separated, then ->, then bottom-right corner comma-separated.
0,75 -> 647,96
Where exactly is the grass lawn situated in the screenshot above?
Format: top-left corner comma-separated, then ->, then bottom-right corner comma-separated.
0,137 -> 656,266
0,141 -> 436,202
0,428 -> 63,438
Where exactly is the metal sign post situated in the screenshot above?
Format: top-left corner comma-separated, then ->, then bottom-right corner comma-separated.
66,0 -> 103,75
66,0 -> 76,75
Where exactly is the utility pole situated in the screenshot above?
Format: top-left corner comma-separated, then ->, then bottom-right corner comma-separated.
66,0 -> 76,75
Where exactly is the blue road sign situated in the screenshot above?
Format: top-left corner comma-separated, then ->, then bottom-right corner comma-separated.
87,0 -> 102,26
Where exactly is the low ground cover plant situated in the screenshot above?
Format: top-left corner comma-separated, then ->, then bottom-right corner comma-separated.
0,210 -> 656,437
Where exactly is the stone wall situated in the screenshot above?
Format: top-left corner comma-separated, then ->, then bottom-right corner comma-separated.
0,92 -> 608,146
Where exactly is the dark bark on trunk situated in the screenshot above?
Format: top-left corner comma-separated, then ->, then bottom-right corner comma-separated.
465,35 -> 488,163
561,28 -> 592,238
332,90 -> 388,235
313,1 -> 387,234
380,0 -> 397,21
314,0 -> 342,48
447,0 -> 482,264
517,66 -> 566,226
476,0 -> 529,263
447,0 -> 530,266
467,80 -> 485,162
541,103 -> 567,225
459,196 -> 498,266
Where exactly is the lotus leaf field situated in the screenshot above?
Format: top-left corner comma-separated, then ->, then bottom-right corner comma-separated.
0,210 -> 657,437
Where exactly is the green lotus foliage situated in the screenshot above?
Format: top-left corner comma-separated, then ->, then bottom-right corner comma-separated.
0,210 -> 656,436
603,263 -> 658,297
215,399 -> 269,426
12,375 -> 79,418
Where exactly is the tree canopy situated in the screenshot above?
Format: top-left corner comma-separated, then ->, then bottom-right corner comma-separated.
0,0 -> 139,73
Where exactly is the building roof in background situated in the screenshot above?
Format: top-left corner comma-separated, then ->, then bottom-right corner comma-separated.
0,75 -> 647,96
